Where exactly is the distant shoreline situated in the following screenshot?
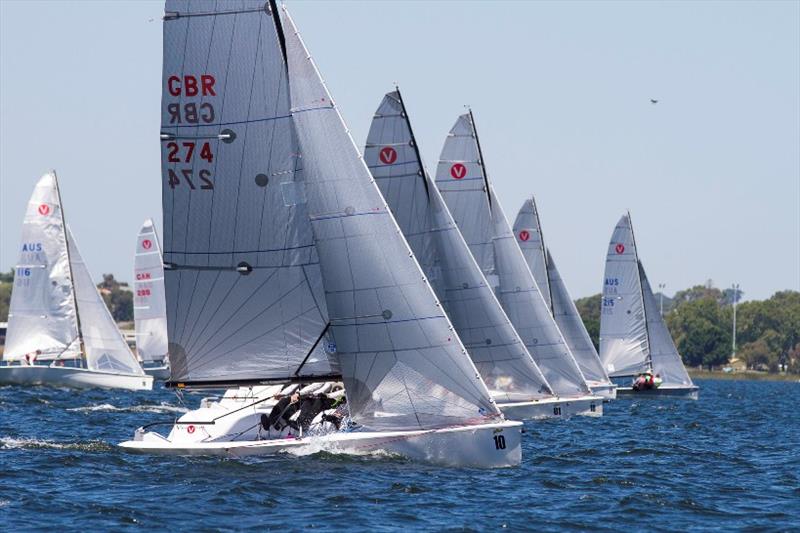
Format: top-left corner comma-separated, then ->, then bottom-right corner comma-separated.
689,369 -> 799,382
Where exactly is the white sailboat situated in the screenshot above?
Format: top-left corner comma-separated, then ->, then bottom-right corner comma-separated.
599,213 -> 699,399
513,197 -> 617,400
133,219 -> 170,380
120,1 -> 521,467
434,112 -> 602,417
0,172 -> 153,391
364,90 -> 597,419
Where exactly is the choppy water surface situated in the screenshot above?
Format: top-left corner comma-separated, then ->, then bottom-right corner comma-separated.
1,379 -> 798,531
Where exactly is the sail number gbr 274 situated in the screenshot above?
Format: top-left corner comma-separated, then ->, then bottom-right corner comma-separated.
163,74 -> 217,190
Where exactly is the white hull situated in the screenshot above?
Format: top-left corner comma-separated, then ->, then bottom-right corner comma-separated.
616,385 -> 699,400
587,381 -> 618,401
142,364 -> 170,381
498,395 -> 603,419
0,365 -> 153,391
118,387 -> 520,467
120,421 -> 522,468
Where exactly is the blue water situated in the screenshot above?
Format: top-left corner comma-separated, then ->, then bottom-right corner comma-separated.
1,379 -> 798,531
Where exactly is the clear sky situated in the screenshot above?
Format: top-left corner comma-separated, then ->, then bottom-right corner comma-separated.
1,1 -> 798,301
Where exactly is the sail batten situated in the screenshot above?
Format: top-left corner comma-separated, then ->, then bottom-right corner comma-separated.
435,114 -> 591,397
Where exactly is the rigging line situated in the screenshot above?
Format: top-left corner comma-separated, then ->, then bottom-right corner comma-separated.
165,6 -> 267,20
269,0 -> 288,65
164,244 -> 315,255
293,322 -> 331,377
395,88 -> 430,200
467,109 -> 493,210
163,114 -> 292,130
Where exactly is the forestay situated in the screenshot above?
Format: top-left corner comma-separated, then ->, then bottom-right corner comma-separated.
364,91 -> 553,403
133,219 -> 168,363
67,228 -> 143,375
4,173 -> 81,362
513,198 -> 611,385
160,0 -> 334,385
282,8 -> 501,430
599,214 -> 650,377
640,263 -> 694,386
435,114 -> 591,397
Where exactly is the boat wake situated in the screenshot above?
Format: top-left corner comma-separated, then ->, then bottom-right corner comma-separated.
66,402 -> 188,414
0,436 -> 113,452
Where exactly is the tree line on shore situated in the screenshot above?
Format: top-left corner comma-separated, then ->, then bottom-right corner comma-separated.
1,271 -> 798,373
576,283 -> 800,374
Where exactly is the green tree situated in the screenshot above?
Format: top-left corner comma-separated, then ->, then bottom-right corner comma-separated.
97,273 -> 133,322
0,281 -> 11,322
575,294 -> 601,350
0,269 -> 14,283
667,298 -> 730,369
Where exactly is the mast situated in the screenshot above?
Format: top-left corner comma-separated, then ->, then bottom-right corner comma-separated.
530,195 -> 554,315
627,210 -> 652,371
394,87 -> 430,199
467,108 -> 493,209
53,170 -> 85,366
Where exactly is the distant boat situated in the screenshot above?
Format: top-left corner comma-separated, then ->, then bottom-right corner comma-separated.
599,213 -> 698,400
365,89 -> 599,419
133,219 -> 170,380
0,172 -> 152,391
513,197 -> 617,400
121,0 -> 520,467
434,112 -> 602,415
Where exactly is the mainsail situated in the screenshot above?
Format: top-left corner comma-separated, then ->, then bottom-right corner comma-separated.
282,7 -> 501,430
600,215 -> 693,385
160,0 -> 335,386
364,90 -> 552,403
599,214 -> 650,377
513,198 -> 611,385
435,113 -> 591,397
4,173 -> 81,362
133,219 -> 168,363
